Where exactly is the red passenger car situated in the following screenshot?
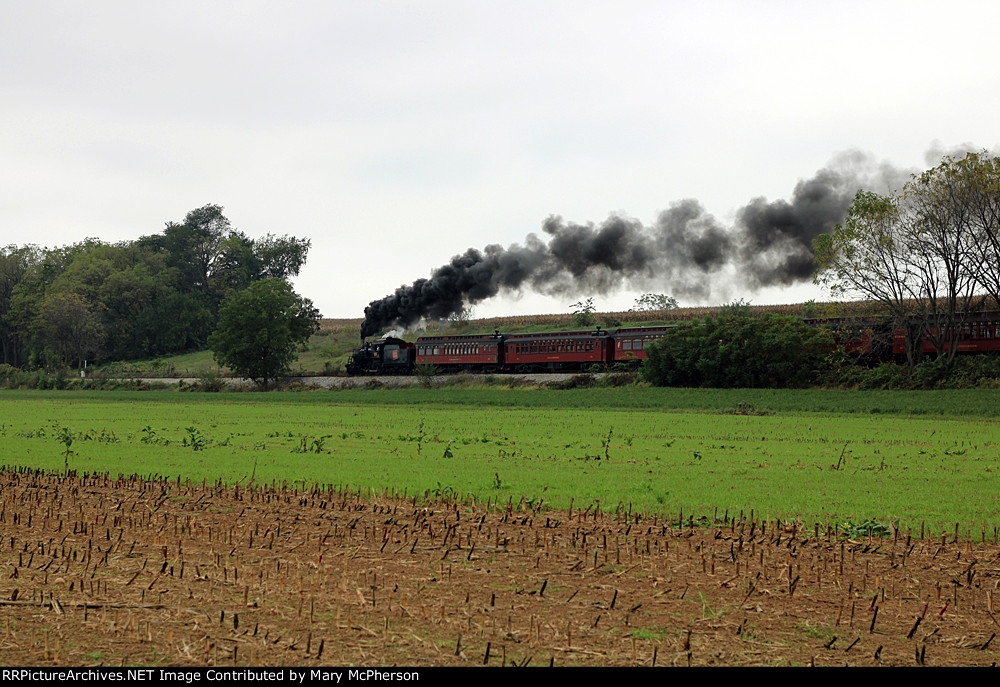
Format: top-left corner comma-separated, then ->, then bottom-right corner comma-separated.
503,329 -> 612,372
958,312 -> 1000,353
893,311 -> 1000,358
415,332 -> 504,372
610,326 -> 672,365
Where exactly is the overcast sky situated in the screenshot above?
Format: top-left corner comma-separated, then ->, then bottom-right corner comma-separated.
3,1 -> 999,320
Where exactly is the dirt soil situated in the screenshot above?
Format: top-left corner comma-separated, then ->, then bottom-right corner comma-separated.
1,469 -> 998,668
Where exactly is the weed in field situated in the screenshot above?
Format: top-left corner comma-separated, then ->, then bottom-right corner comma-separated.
841,518 -> 897,539
182,426 -> 210,451
696,592 -> 723,619
795,622 -> 835,643
96,429 -> 119,443
430,483 -> 456,499
292,435 -> 331,454
396,421 -> 427,455
140,426 -> 172,445
736,620 -> 760,642
54,426 -> 75,473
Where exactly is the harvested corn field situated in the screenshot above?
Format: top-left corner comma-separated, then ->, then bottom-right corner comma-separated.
1,468 -> 998,667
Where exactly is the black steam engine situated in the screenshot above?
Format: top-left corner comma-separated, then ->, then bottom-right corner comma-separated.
345,337 -> 416,375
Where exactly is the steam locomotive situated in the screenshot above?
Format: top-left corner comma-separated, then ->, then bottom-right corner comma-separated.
347,312 -> 1000,376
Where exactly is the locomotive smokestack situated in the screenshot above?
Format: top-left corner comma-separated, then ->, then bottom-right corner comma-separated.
360,149 -> 918,338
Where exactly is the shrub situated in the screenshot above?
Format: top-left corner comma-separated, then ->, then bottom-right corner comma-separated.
0,364 -> 24,389
851,363 -> 910,390
822,355 -> 1000,390
414,364 -> 441,388
601,372 -> 639,387
196,369 -> 227,392
936,355 -> 1000,388
642,314 -> 834,388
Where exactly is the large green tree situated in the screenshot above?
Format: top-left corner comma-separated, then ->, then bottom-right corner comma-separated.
138,205 -> 311,319
0,245 -> 42,365
208,279 -> 319,388
630,293 -> 679,311
31,291 -> 104,369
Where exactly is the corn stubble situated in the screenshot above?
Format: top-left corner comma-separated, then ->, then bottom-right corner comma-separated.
0,467 -> 997,667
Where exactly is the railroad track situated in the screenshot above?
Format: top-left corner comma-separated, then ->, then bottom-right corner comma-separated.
136,371 -> 615,388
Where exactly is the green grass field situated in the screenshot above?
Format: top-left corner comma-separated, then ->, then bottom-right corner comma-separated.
2,387 -> 998,536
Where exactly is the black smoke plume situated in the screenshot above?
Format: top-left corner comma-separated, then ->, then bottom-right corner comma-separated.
360,150 -> 913,339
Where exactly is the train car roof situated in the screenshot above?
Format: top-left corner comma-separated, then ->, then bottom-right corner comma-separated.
415,332 -> 504,344
611,325 -> 674,336
503,332 -> 613,344
504,328 -> 610,340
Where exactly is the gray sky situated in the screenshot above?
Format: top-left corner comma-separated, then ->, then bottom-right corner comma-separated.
3,1 -> 999,319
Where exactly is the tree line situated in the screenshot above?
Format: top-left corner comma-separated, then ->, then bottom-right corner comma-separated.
0,205 -> 311,369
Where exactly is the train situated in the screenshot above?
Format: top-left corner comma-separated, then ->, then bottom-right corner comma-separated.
346,312 -> 1000,376
346,325 -> 669,375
